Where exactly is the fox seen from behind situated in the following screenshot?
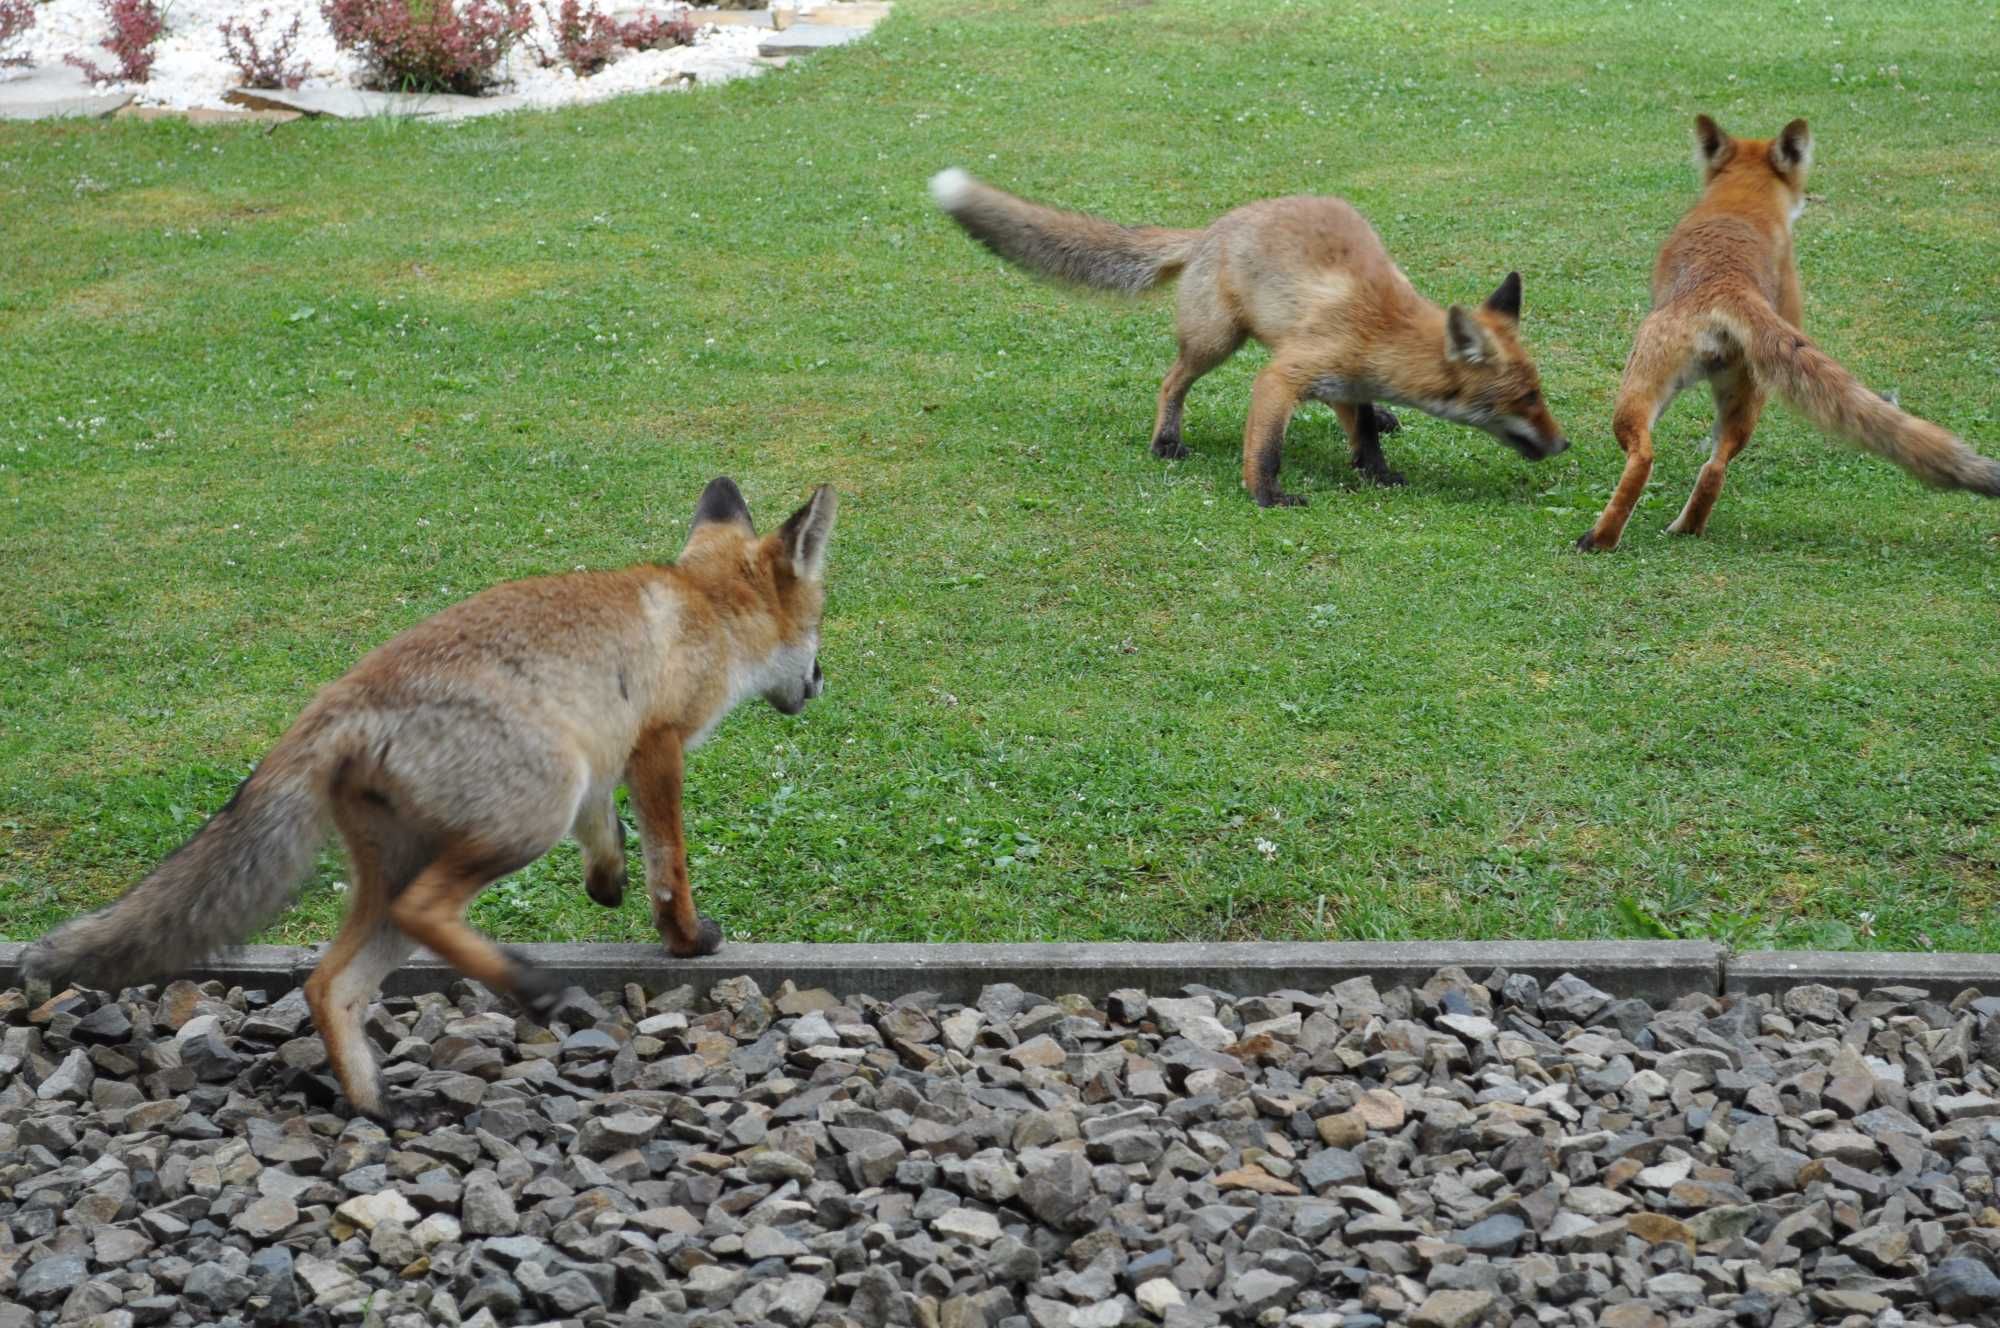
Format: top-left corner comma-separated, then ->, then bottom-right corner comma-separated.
23,478 -> 838,1121
1576,115 -> 2000,551
931,168 -> 1568,506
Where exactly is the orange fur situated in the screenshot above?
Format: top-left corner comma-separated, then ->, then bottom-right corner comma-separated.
1578,116 -> 2000,552
933,170 -> 1569,505
25,479 -> 837,1121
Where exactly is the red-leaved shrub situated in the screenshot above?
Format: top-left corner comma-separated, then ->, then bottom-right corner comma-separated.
617,10 -> 694,51
538,1 -> 693,74
220,9 -> 310,90
322,0 -> 532,94
539,0 -> 617,74
0,0 -> 35,68
65,0 -> 167,84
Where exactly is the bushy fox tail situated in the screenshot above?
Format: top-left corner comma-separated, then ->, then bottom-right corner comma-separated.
929,168 -> 1202,295
1728,299 -> 2000,496
22,730 -> 336,994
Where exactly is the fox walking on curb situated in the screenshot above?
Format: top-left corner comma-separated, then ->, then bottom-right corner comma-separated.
930,168 -> 1568,506
23,478 -> 838,1121
1576,115 -> 2000,551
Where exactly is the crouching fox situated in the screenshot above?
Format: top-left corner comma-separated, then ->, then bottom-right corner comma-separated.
931,168 -> 1568,506
23,478 -> 837,1121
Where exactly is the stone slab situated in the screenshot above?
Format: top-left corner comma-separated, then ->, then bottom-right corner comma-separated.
224,86 -> 528,121
0,66 -> 134,120
757,25 -> 869,55
1726,949 -> 2000,999
689,8 -> 776,27
117,105 -> 302,124
800,2 -> 891,25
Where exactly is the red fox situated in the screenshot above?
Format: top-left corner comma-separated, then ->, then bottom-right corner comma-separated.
23,478 -> 837,1121
931,168 -> 1568,506
1577,115 -> 2000,551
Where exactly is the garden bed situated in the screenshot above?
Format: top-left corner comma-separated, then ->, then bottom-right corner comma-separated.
0,0 -> 882,119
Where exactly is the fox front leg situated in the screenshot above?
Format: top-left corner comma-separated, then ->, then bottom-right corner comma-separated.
627,728 -> 724,959
571,786 -> 630,908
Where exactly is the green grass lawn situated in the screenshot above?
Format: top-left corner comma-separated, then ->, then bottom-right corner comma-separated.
3,0 -> 1997,956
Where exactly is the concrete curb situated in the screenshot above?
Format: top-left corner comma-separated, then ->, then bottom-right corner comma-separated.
1725,949 -> 2000,1000
4,938 -> 1998,1004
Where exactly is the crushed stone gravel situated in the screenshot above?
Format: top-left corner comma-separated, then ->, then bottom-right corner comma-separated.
4,966 -> 2000,1326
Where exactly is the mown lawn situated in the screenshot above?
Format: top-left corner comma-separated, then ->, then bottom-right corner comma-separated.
2,0 -> 1997,954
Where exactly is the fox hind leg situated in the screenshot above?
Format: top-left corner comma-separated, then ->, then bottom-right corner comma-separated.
573,785 -> 629,908
1151,329 -> 1244,460
1578,315 -> 1696,552
305,799 -> 429,1123
388,839 -> 568,1023
1667,363 -> 1764,537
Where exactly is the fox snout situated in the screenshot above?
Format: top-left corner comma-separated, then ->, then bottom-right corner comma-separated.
1527,430 -> 1571,460
767,655 -> 824,716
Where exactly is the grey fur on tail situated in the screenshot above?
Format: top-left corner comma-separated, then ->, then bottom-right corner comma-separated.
21,752 -> 330,994
929,168 -> 1200,296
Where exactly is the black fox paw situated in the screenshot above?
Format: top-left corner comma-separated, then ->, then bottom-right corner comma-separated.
1151,436 -> 1189,460
584,862 -> 629,909
666,914 -> 725,959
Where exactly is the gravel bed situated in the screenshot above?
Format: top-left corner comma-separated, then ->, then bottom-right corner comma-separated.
5,965 -> 2000,1327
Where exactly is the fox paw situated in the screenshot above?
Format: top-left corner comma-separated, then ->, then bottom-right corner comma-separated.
1255,489 -> 1307,508
1573,529 -> 1615,553
665,914 -> 725,959
1371,405 -> 1401,434
508,958 -> 567,1021
1360,465 -> 1406,488
584,861 -> 628,909
1151,436 -> 1189,460
351,1087 -> 418,1134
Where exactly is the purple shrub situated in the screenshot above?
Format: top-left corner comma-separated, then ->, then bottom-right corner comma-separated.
0,0 -> 36,68
322,0 -> 532,95
220,9 -> 310,90
64,0 -> 167,84
539,0 -> 618,75
617,10 -> 694,51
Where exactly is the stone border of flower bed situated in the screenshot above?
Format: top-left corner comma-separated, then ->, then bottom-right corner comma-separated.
3,938 -> 1997,1004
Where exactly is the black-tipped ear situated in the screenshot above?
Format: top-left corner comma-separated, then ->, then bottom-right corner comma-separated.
1772,118 -> 1812,173
691,476 -> 753,533
778,485 -> 838,582
1694,114 -> 1732,172
1484,271 -> 1522,322
1444,306 -> 1492,365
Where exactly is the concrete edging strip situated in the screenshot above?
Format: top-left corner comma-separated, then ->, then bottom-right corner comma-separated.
6,938 -> 2000,1003
1724,949 -> 2000,999
4,939 -> 1723,1003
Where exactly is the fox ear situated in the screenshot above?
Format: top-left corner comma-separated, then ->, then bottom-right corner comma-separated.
1693,114 -> 1733,174
1771,118 -> 1812,175
690,476 -> 753,534
1444,305 -> 1493,365
1484,271 -> 1522,322
778,485 -> 838,582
